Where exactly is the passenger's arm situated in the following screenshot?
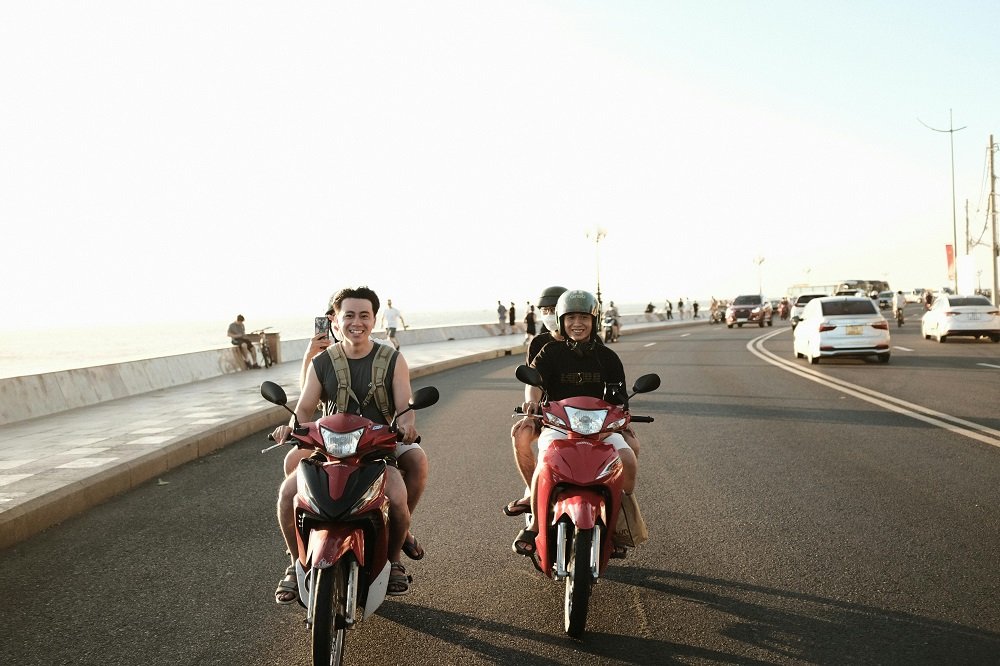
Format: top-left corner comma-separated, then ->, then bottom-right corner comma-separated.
391,354 -> 418,443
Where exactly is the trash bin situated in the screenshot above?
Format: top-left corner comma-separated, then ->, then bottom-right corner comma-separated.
265,331 -> 281,364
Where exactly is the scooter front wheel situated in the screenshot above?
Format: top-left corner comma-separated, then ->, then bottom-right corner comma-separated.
311,562 -> 349,666
564,526 -> 594,638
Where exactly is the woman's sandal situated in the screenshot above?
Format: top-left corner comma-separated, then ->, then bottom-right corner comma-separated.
503,497 -> 531,517
402,532 -> 424,560
388,561 -> 412,596
512,528 -> 537,557
274,564 -> 298,605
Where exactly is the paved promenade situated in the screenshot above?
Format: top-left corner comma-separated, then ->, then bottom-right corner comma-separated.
0,318 -> 701,549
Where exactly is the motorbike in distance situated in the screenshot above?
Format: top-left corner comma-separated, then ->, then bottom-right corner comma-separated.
260,380 -> 440,666
602,314 -> 619,343
513,364 -> 659,638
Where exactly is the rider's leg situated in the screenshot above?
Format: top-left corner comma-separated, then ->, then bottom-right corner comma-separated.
396,447 -> 428,515
511,418 -> 539,491
277,472 -> 300,563
385,467 -> 409,562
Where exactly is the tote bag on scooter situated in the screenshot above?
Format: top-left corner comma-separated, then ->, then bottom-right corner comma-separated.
614,491 -> 649,548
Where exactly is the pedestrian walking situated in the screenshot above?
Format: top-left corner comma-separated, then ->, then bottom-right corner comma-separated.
509,301 -> 516,334
524,305 -> 536,343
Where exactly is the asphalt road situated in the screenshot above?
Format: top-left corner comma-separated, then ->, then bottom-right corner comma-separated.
3,313 -> 999,665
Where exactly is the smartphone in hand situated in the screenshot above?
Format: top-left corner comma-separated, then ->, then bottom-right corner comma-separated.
314,316 -> 331,338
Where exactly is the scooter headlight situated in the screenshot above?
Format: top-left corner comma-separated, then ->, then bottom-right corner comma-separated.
320,427 -> 363,458
564,407 -> 608,435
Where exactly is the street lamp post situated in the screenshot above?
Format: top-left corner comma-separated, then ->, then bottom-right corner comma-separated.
920,110 -> 966,294
754,256 -> 765,295
586,227 -> 607,313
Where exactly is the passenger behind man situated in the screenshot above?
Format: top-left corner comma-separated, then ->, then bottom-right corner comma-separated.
510,289 -> 641,559
271,286 -> 429,602
227,314 -> 260,369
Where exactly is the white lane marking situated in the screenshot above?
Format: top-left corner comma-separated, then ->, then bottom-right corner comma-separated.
748,330 -> 1000,449
978,363 -> 1000,369
894,346 -> 914,351
643,343 -> 657,348
679,333 -> 690,337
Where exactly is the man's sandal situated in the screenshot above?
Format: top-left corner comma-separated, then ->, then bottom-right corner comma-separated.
388,562 -> 412,596
402,532 -> 424,560
512,528 -> 537,557
503,497 -> 531,517
274,564 -> 298,605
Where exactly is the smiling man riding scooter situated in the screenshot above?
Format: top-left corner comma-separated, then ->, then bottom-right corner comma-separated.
270,286 -> 428,602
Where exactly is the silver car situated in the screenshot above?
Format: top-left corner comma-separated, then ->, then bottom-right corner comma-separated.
793,296 -> 891,364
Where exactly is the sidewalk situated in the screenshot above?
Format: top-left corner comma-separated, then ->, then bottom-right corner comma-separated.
0,319 -> 702,549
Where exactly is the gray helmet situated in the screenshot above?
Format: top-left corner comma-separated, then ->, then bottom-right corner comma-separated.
537,285 -> 568,308
556,289 -> 599,338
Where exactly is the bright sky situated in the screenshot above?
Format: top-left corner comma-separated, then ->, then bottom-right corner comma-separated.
3,1 -> 1000,330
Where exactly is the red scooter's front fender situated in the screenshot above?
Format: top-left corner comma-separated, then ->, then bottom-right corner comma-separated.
552,489 -> 605,530
304,525 -> 366,569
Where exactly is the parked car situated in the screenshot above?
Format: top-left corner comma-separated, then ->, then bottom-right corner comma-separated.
790,293 -> 828,330
905,289 -> 925,304
725,295 -> 773,328
876,291 -> 893,310
920,294 -> 1000,343
793,296 -> 891,364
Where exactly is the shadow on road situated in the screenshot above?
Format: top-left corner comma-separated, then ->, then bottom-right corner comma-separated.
606,567 -> 1000,664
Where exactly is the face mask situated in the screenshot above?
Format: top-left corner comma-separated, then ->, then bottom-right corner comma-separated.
541,313 -> 558,331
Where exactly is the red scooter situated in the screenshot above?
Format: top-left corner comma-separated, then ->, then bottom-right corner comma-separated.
513,365 -> 659,637
260,380 -> 439,666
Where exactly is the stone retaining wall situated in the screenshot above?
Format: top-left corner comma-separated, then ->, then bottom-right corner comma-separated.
0,314 -> 674,426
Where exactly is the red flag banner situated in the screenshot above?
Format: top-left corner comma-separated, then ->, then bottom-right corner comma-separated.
946,244 -> 955,281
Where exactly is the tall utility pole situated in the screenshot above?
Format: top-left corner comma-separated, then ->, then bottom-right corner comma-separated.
920,110 -> 966,294
990,136 -> 999,306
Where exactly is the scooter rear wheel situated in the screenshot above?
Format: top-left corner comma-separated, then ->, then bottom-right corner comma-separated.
564,526 -> 594,638
311,562 -> 349,666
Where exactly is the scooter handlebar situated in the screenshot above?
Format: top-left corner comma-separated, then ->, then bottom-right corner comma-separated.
630,415 -> 654,423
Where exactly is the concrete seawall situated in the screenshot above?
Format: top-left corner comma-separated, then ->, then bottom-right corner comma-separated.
0,313 -> 677,427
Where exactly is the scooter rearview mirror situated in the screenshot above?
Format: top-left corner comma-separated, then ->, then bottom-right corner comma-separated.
630,373 -> 661,396
260,381 -> 287,406
515,364 -> 543,388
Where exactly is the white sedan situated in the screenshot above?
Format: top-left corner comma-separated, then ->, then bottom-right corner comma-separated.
920,294 -> 1000,343
793,296 -> 891,364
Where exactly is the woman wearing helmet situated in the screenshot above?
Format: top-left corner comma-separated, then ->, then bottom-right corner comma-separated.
511,289 -> 639,557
